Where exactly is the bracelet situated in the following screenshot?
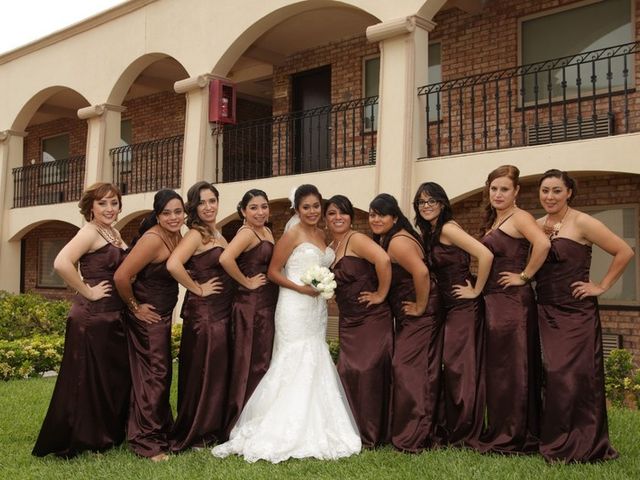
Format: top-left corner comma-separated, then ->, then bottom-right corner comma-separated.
128,297 -> 140,312
519,271 -> 531,283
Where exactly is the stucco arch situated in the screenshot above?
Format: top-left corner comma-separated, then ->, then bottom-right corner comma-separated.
417,0 -> 449,21
211,0 -> 381,77
11,86 -> 90,132
108,53 -> 189,105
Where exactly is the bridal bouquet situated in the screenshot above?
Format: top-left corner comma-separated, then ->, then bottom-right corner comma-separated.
300,265 -> 337,300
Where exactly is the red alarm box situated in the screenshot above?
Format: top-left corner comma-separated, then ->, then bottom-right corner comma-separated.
209,78 -> 236,124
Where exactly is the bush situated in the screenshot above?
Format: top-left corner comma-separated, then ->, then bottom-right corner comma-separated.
0,291 -> 70,340
328,339 -> 340,364
0,335 -> 64,380
171,322 -> 182,361
605,348 -> 638,408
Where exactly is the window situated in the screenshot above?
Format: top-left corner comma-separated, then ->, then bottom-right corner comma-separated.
37,238 -> 67,288
520,0 -> 633,103
41,134 -> 69,184
427,43 -> 442,122
119,119 -> 133,172
590,206 -> 637,304
363,56 -> 380,132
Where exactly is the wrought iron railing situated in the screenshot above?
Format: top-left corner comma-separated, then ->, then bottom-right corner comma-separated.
418,41 -> 639,157
111,135 -> 183,195
12,155 -> 85,208
212,96 -> 378,183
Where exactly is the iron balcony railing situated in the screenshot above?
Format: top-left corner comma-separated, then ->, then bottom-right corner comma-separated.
212,96 -> 378,183
110,135 -> 183,195
418,41 -> 639,157
12,155 -> 85,208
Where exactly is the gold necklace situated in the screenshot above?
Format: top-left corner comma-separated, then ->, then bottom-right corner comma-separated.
332,230 -> 353,253
92,221 -> 122,247
543,206 -> 570,238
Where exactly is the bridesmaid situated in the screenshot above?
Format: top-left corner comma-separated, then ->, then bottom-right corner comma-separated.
114,189 -> 184,461
221,189 -> 277,435
413,182 -> 493,448
33,183 -> 129,458
325,194 -> 393,448
536,169 -> 632,463
479,165 -> 550,454
369,193 -> 443,452
167,181 -> 234,451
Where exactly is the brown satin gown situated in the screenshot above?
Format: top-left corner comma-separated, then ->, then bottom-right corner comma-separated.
388,236 -> 444,452
171,246 -> 236,450
33,243 -> 130,458
333,240 -> 393,448
225,237 -> 278,436
536,238 -> 618,463
479,227 -> 541,454
125,235 -> 179,458
430,241 -> 485,448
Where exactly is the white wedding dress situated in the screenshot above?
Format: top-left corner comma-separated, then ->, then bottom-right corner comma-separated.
212,242 -> 361,463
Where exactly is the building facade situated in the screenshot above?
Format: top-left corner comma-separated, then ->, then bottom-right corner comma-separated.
0,0 -> 638,358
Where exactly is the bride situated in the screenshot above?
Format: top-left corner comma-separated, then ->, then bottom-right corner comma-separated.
212,184 -> 361,463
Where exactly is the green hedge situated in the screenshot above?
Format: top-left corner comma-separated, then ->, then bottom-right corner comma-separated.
0,291 -> 69,340
0,335 -> 64,381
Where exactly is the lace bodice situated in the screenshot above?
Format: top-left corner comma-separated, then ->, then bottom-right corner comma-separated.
284,242 -> 335,285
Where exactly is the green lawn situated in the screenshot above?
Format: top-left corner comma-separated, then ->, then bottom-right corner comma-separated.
1,374 -> 639,480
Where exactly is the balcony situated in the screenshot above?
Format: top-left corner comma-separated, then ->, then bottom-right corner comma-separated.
111,135 -> 183,195
418,42 -> 639,157
211,96 -> 378,183
12,156 -> 86,208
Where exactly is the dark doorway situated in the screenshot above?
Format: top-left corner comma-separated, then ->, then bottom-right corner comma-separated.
292,66 -> 331,173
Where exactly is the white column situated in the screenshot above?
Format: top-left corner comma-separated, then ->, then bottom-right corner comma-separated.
367,16 -> 434,212
78,103 -> 126,185
0,130 -> 27,293
174,74 -> 217,193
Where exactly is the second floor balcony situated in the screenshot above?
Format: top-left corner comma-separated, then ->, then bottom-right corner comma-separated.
418,41 -> 639,158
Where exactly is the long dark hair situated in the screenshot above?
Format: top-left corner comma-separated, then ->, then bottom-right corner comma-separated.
482,164 -> 520,234
538,169 -> 577,204
237,189 -> 269,219
413,182 -> 454,258
185,181 -> 219,244
130,189 -> 184,248
369,193 -> 421,251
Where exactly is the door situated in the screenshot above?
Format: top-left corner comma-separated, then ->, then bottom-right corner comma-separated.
292,66 -> 331,173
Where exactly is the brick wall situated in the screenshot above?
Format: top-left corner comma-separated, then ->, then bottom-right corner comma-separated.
452,172 -> 640,364
122,90 -> 185,143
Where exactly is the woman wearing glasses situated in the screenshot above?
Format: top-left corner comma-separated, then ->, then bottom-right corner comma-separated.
114,189 -> 185,461
413,183 -> 493,449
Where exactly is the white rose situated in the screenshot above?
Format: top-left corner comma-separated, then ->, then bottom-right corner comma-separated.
320,290 -> 334,300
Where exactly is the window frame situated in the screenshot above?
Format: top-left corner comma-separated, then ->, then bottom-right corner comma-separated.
36,237 -> 68,289
362,54 -> 380,133
40,133 -> 71,185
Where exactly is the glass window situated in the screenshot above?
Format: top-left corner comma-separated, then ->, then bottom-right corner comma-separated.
590,206 -> 637,304
364,57 -> 380,132
37,238 -> 67,288
427,43 -> 442,122
41,134 -> 69,184
120,119 -> 133,145
521,0 -> 632,103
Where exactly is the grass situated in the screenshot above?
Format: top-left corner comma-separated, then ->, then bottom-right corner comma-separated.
1,373 -> 639,479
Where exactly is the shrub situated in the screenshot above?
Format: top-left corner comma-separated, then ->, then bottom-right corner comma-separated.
0,335 -> 64,381
328,339 -> 340,364
171,322 -> 182,361
0,291 -> 69,340
605,348 -> 637,408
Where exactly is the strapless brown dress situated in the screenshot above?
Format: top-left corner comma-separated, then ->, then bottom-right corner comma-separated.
225,240 -> 277,436
33,243 -> 130,458
536,237 -> 617,463
171,247 -> 236,450
333,255 -> 393,448
478,229 -> 540,454
125,258 -> 178,457
388,260 -> 443,452
430,242 -> 485,449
